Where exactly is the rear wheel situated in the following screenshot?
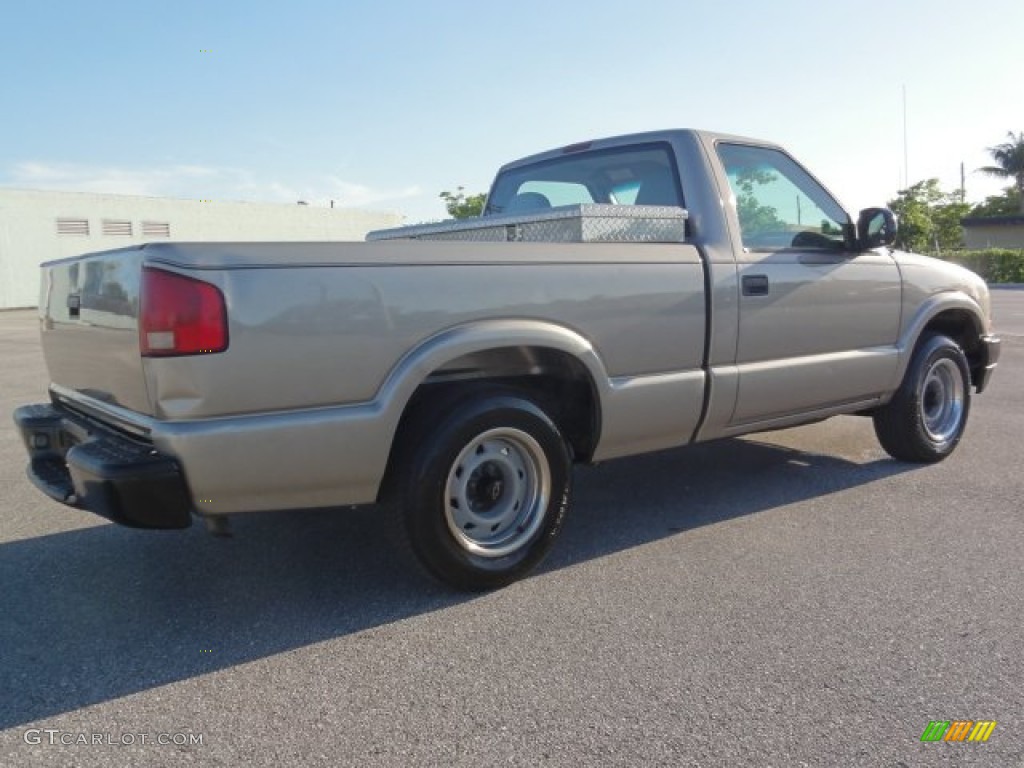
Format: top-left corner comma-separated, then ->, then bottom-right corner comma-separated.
388,389 -> 572,590
873,333 -> 971,462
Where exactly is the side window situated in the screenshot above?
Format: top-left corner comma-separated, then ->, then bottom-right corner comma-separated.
518,180 -> 594,207
609,180 -> 640,204
717,143 -> 850,251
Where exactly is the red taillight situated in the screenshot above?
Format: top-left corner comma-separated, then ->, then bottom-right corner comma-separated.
140,267 -> 228,356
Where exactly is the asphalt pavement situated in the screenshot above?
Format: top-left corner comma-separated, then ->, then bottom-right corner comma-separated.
1,294 -> 1021,767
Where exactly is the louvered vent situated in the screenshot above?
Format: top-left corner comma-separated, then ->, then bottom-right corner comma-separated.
141,221 -> 171,238
102,219 -> 133,236
56,218 -> 90,236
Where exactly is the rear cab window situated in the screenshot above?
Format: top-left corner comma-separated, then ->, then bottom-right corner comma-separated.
485,143 -> 684,216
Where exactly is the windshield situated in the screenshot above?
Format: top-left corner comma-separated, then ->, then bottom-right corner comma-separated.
485,143 -> 683,216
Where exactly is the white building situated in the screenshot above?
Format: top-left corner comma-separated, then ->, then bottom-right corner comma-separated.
0,189 -> 404,309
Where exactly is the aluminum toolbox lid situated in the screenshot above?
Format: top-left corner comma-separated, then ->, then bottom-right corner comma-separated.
366,203 -> 688,243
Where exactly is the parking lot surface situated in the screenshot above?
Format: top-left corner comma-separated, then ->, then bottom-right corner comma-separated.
1,293 -> 1021,767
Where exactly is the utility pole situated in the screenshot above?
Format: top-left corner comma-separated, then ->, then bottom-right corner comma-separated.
960,163 -> 966,202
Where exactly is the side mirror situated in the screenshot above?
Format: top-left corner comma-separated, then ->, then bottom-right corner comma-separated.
857,207 -> 897,250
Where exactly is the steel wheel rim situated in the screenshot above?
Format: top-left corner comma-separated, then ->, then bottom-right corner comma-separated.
919,358 -> 965,443
444,427 -> 551,558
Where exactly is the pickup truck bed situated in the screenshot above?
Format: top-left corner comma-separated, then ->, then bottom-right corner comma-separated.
25,236 -> 709,518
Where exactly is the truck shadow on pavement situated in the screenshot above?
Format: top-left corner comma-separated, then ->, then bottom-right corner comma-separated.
0,434 -> 913,730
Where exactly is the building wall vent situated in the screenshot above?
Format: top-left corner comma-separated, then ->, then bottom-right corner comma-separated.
56,218 -> 90,236
141,221 -> 171,238
102,219 -> 133,236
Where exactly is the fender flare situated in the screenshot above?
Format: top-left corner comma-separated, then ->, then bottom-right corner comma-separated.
372,318 -> 612,435
891,290 -> 985,388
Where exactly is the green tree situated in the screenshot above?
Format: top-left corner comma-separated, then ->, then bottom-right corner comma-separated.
439,187 -> 486,219
977,131 -> 1024,214
731,167 -> 786,236
933,197 -> 971,252
887,179 -> 969,253
969,186 -> 1022,217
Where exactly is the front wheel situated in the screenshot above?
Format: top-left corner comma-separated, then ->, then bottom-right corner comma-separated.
389,390 -> 572,590
873,333 -> 971,463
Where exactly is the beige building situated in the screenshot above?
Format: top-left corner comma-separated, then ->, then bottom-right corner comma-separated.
0,189 -> 403,309
961,215 -> 1024,250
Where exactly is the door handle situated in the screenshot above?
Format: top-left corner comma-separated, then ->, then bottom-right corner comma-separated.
742,274 -> 770,296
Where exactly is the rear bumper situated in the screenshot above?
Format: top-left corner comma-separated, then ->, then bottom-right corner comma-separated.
974,334 -> 1001,394
32,384 -> 398,515
13,403 -> 193,529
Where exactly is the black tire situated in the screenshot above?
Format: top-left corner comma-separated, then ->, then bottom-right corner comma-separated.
386,388 -> 572,591
873,333 -> 971,463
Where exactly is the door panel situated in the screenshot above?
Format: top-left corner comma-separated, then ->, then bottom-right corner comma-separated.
732,251 -> 901,423
716,143 -> 902,425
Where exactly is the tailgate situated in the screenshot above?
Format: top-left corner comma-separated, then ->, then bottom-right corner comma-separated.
39,246 -> 153,415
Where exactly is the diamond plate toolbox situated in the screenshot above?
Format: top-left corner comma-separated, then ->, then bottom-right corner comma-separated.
366,204 -> 687,243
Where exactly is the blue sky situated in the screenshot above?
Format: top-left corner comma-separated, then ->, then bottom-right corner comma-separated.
2,0 -> 1021,223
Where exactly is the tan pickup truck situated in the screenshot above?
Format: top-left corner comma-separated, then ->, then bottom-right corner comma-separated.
14,129 -> 1001,589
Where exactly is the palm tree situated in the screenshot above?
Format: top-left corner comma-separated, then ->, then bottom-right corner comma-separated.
978,131 -> 1024,214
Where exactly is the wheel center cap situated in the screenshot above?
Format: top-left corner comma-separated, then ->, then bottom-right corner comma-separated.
467,462 -> 506,513
488,479 -> 503,502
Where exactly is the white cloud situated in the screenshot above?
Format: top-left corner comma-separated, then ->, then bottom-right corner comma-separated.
2,161 -> 421,210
